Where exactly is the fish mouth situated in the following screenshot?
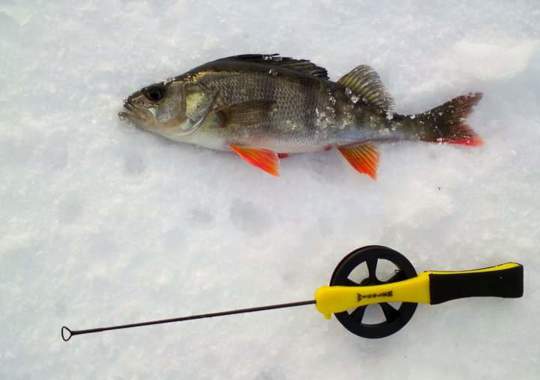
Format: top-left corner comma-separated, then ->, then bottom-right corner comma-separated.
118,101 -> 138,121
118,99 -> 152,127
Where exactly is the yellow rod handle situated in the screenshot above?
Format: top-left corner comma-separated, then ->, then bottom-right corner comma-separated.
315,273 -> 430,319
315,262 -> 523,318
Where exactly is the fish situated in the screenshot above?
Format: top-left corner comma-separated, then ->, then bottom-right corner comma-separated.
119,54 -> 483,178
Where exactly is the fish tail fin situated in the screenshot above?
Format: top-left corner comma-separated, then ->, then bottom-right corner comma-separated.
413,92 -> 483,146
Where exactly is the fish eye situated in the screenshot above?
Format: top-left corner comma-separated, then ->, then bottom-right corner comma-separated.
143,84 -> 166,102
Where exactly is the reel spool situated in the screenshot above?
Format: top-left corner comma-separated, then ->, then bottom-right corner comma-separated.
330,246 -> 418,338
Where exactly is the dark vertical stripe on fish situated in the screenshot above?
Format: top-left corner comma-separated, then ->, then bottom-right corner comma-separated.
302,78 -> 318,131
264,74 -> 276,126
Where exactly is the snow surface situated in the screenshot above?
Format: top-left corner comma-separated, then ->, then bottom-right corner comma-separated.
1,1 -> 540,379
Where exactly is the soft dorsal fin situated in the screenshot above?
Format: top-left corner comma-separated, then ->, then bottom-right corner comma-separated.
216,54 -> 329,79
338,65 -> 393,112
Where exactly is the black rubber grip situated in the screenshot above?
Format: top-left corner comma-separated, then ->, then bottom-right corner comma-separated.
429,264 -> 524,305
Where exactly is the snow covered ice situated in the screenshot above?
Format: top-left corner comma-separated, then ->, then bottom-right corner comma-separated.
1,1 -> 540,379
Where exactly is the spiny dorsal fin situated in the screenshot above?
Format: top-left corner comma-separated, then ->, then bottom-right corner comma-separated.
217,54 -> 329,79
338,65 -> 393,112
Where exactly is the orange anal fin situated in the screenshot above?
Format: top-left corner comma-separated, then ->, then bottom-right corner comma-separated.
338,143 -> 379,179
230,145 -> 279,176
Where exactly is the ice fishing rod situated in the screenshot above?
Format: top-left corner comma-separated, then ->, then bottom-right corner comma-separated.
62,245 -> 523,341
61,300 -> 315,342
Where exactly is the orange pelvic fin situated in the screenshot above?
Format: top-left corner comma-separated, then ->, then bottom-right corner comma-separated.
338,143 -> 379,179
230,145 -> 279,176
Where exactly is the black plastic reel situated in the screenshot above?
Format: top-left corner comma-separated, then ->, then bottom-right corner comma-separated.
330,245 -> 418,338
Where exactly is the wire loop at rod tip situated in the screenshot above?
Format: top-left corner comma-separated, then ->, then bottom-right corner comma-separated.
61,326 -> 72,342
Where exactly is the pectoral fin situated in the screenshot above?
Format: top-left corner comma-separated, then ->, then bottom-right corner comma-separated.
338,143 -> 379,179
218,100 -> 275,127
230,145 -> 279,176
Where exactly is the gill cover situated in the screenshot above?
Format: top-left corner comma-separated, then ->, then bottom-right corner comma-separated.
177,83 -> 219,136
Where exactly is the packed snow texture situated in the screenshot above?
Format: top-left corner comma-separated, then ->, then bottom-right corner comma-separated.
1,1 -> 540,379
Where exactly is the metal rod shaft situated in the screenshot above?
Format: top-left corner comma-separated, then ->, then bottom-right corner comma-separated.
62,300 -> 316,342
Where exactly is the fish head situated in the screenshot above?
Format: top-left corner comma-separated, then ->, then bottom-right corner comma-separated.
119,81 -> 197,138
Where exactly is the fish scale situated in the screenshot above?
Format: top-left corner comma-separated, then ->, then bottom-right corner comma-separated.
120,54 -> 483,177
200,72 -> 328,134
